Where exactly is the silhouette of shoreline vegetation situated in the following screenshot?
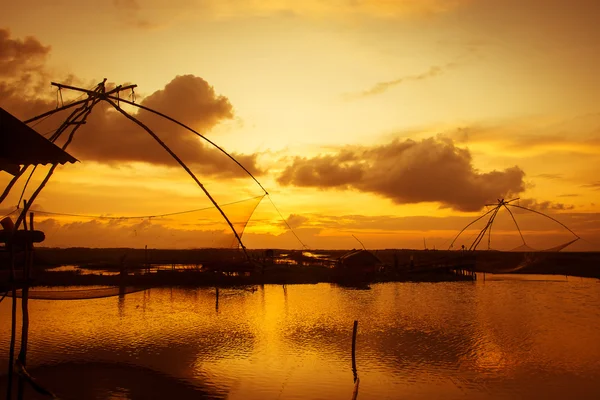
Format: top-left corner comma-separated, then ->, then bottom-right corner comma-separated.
5,247 -> 598,288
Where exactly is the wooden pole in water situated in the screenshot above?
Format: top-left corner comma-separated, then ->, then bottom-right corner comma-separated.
6,288 -> 17,400
351,320 -> 358,380
17,201 -> 31,400
351,320 -> 360,400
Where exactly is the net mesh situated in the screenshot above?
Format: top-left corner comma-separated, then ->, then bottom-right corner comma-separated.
449,200 -> 581,273
9,286 -> 146,300
450,201 -> 579,252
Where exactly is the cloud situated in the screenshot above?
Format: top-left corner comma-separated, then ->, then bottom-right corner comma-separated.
0,30 -> 263,179
446,113 -> 600,157
111,0 -> 160,29
23,207 -> 599,250
517,198 -> 575,212
557,193 -> 580,198
284,214 -> 308,229
113,0 -> 139,9
277,137 -> 525,211
204,0 -> 471,20
138,75 -> 233,133
0,28 -> 57,115
345,64 -> 455,99
535,173 -> 563,180
62,75 -> 264,178
0,28 -> 50,77
102,0 -> 472,31
581,182 -> 600,190
34,217 -> 236,249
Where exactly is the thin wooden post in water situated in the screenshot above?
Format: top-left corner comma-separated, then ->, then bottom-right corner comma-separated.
351,320 -> 360,400
6,288 -> 17,400
17,203 -> 31,400
352,320 -> 358,380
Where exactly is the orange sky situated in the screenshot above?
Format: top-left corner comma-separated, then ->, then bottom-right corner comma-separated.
1,0 -> 599,250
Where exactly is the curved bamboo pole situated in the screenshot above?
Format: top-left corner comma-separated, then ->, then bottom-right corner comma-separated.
0,167 -> 28,204
486,206 -> 501,250
470,208 -> 495,251
267,195 -> 308,249
448,206 -> 497,250
23,97 -> 90,124
103,98 -> 249,259
508,204 -> 580,239
105,94 -> 268,195
502,204 -> 527,246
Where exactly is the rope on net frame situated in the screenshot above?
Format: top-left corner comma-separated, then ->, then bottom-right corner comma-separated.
29,194 -> 266,220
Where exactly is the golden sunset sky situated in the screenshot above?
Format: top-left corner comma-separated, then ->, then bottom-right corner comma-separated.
1,0 -> 599,250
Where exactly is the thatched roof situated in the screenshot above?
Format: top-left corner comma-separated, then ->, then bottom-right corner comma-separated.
0,107 -> 77,175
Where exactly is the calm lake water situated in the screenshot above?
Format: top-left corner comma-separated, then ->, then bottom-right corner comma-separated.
1,276 -> 600,399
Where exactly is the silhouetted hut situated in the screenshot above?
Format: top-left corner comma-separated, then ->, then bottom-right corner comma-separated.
0,107 -> 77,175
337,249 -> 382,273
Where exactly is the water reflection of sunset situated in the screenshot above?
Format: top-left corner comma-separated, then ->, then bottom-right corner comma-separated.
2,280 -> 599,398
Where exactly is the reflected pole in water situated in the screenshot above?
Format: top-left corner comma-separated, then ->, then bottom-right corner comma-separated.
351,320 -> 360,400
215,287 -> 219,312
118,288 -> 126,317
17,207 -> 32,400
7,289 -> 17,400
351,320 -> 358,380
